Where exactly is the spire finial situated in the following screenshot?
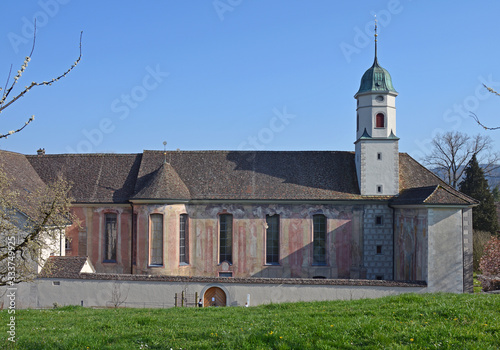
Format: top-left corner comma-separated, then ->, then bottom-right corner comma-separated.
374,15 -> 378,62
163,141 -> 167,164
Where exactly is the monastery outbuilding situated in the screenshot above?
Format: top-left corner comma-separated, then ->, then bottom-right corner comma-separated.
0,31 -> 477,308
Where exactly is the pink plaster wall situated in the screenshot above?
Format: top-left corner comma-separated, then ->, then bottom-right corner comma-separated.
68,203 -> 363,279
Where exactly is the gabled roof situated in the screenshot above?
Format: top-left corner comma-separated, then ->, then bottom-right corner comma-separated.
39,256 -> 95,278
0,150 -> 475,206
27,153 -> 142,203
0,150 -> 48,218
391,185 -> 478,206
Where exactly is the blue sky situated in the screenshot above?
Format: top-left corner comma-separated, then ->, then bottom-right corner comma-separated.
1,0 -> 499,161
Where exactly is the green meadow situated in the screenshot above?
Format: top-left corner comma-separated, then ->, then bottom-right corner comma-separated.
1,293 -> 499,349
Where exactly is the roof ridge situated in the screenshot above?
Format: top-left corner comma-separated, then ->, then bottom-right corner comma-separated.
423,185 -> 440,203
26,153 -> 141,157
400,153 -> 449,186
433,184 -> 479,204
143,150 -> 353,154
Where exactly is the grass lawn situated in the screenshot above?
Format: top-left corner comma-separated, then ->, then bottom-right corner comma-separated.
1,293 -> 499,349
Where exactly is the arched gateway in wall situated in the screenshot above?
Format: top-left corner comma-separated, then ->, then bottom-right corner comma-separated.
203,286 -> 226,307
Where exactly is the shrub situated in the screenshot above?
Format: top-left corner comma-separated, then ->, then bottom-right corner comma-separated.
473,230 -> 493,272
479,235 -> 500,276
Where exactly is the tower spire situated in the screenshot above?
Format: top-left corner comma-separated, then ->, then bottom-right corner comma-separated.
374,15 -> 378,64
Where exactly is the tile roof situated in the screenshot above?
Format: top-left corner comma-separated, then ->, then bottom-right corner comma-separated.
134,150 -> 360,200
391,185 -> 478,206
39,256 -> 93,278
27,153 -> 142,203
0,150 -> 48,218
0,150 -> 475,205
133,161 -> 190,200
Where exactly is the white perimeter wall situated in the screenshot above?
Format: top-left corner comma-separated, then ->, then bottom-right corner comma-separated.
2,279 -> 427,309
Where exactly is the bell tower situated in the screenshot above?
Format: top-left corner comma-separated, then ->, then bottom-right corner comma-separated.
354,18 -> 399,196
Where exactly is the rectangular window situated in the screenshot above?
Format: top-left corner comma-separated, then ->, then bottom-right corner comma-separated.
179,214 -> 189,265
377,152 -> 382,160
150,214 -> 163,266
376,245 -> 382,255
375,215 -> 383,225
313,214 -> 327,265
377,185 -> 383,193
219,214 -> 233,264
266,214 -> 280,265
65,237 -> 71,251
104,213 -> 117,262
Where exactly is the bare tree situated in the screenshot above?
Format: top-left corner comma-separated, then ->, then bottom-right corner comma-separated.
0,23 -> 82,139
0,25 -> 81,286
110,282 -> 129,308
0,171 -> 75,286
470,84 -> 500,130
423,131 -> 500,189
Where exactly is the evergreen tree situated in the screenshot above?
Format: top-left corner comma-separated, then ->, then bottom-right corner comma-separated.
459,154 -> 499,234
492,186 -> 500,202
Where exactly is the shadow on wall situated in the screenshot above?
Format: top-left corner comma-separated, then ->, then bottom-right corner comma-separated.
250,220 -> 357,280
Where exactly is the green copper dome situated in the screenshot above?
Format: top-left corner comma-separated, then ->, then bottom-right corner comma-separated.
356,57 -> 397,95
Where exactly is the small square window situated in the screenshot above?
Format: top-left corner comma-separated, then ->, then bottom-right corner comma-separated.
375,216 -> 383,225
376,185 -> 383,193
377,152 -> 382,160
376,245 -> 382,254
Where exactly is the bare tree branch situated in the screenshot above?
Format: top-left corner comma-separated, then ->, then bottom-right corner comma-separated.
0,24 -> 82,139
469,84 -> 500,130
422,131 -> 499,189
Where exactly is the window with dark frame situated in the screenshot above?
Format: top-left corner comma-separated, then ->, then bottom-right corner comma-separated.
179,214 -> 189,265
376,113 -> 385,128
219,214 -> 233,264
375,215 -> 383,225
65,238 -> 71,251
377,152 -> 382,160
377,185 -> 383,193
150,214 -> 163,266
313,214 -> 327,265
104,213 -> 117,262
266,214 -> 280,265
376,245 -> 382,255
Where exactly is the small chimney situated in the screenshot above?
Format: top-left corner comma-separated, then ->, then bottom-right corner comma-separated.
37,148 -> 45,156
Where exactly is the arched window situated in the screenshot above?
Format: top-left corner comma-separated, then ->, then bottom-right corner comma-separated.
103,213 -> 117,262
266,214 -> 280,265
312,214 -> 327,265
179,214 -> 189,265
219,214 -> 233,264
376,113 -> 385,128
150,214 -> 163,266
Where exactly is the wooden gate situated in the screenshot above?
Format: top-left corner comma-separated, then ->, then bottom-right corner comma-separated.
203,287 -> 226,307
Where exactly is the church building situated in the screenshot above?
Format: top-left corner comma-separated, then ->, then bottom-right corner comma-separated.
1,28 -> 476,301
